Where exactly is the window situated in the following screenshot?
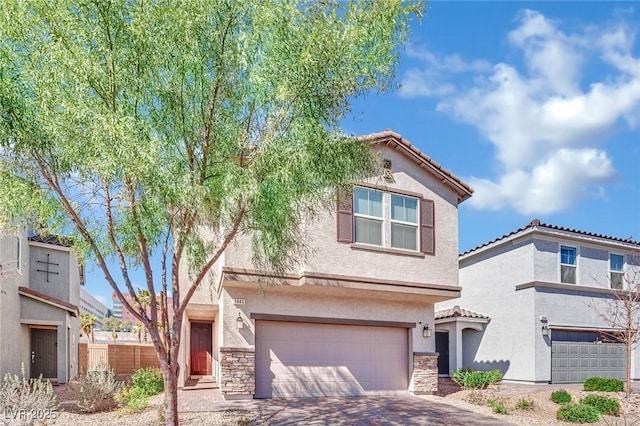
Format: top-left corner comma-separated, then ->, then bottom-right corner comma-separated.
391,194 -> 418,250
337,186 -> 435,255
610,253 -> 624,290
353,187 -> 383,246
15,236 -> 21,272
560,246 -> 577,284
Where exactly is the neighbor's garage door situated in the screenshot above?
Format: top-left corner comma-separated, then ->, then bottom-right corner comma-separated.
551,330 -> 626,384
255,320 -> 409,398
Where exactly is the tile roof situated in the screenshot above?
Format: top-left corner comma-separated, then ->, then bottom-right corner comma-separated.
361,129 -> 474,202
435,305 -> 490,320
19,286 -> 79,317
461,219 -> 640,256
28,234 -> 73,247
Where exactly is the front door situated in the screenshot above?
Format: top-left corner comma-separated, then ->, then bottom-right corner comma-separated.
190,323 -> 212,376
31,328 -> 57,379
435,331 -> 450,376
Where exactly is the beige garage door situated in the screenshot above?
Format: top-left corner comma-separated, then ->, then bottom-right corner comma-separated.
255,320 -> 409,398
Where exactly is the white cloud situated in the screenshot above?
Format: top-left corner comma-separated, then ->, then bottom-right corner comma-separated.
405,9 -> 640,215
95,294 -> 107,305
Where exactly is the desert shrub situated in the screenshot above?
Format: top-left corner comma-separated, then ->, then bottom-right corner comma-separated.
0,365 -> 58,415
486,398 -> 508,414
464,390 -> 487,406
581,395 -> 620,416
551,389 -> 572,404
516,398 -> 534,410
66,366 -> 123,413
115,386 -> 148,413
452,368 -> 503,389
583,377 -> 624,392
557,403 -> 601,423
131,367 -> 164,397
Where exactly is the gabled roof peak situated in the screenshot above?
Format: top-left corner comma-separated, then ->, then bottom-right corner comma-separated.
360,129 -> 474,203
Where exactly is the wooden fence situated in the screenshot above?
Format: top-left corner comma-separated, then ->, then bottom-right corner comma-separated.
78,343 -> 159,375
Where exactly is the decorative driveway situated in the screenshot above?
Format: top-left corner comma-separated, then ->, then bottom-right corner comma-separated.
178,390 -> 515,425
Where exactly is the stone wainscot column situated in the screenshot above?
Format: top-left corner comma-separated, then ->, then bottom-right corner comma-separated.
219,347 -> 255,400
411,352 -> 438,395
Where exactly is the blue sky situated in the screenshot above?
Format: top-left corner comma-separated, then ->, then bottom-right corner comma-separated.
85,1 -> 640,308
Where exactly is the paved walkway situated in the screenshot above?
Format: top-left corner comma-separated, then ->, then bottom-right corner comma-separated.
177,390 -> 515,425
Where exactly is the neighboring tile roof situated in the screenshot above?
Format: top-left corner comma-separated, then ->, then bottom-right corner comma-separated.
362,129 -> 474,202
461,219 -> 640,257
28,234 -> 73,247
435,305 -> 490,320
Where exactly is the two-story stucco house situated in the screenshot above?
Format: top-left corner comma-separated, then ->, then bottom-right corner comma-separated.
0,230 -> 80,383
176,130 -> 473,399
436,220 -> 640,385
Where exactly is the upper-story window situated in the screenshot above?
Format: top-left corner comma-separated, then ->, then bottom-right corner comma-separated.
15,236 -> 21,273
560,245 -> 577,284
354,187 -> 383,246
609,253 -> 624,290
337,186 -> 435,255
390,194 -> 418,250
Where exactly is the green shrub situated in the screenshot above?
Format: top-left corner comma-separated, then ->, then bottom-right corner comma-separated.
116,386 -> 149,413
131,367 -> 164,396
551,389 -> 572,404
486,398 -> 508,415
0,364 -> 58,415
581,395 -> 620,416
516,398 -> 534,410
452,368 -> 503,389
583,377 -> 624,392
66,366 -> 123,413
557,403 -> 601,423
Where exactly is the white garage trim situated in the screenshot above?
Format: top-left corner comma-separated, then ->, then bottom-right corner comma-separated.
255,320 -> 410,398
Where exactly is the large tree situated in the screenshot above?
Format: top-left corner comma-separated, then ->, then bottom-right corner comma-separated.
0,1 -> 423,424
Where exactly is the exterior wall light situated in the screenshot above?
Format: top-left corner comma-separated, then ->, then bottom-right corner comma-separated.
236,312 -> 243,330
541,324 -> 550,337
423,325 -> 432,338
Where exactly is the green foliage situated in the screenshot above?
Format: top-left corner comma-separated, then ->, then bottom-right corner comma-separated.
581,395 -> 621,417
115,386 -> 149,413
66,366 -> 123,413
0,364 -> 58,415
131,368 -> 164,397
516,398 -> 534,410
452,368 -> 503,389
551,389 -> 573,404
583,377 -> 624,392
557,403 -> 601,423
101,316 -> 124,332
486,398 -> 508,415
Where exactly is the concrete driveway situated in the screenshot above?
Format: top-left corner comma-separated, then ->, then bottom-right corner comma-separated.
185,394 -> 515,425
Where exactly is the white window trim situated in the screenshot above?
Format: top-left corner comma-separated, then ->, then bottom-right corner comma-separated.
353,187 -> 384,247
559,245 -> 577,284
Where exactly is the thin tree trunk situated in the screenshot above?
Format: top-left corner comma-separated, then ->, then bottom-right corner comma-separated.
160,361 -> 179,426
627,339 -> 632,399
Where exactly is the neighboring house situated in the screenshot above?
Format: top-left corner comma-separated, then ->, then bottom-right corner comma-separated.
435,220 -> 640,384
0,230 -> 80,383
79,287 -> 109,328
177,130 -> 474,399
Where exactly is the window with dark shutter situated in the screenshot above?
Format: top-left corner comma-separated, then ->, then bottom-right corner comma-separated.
336,188 -> 353,243
420,198 -> 435,255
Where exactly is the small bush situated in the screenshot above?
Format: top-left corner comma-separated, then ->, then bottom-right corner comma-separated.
0,365 -> 58,415
116,386 -> 148,413
516,398 -> 534,410
581,395 -> 620,417
131,367 -> 164,397
464,390 -> 487,406
551,389 -> 572,404
487,398 -> 508,415
557,403 -> 601,423
66,366 -> 123,413
583,377 -> 624,392
452,368 -> 503,389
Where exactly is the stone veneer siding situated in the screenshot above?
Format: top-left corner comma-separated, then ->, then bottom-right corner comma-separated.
219,347 -> 255,398
412,352 -> 438,395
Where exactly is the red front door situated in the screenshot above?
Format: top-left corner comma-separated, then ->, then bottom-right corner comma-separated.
190,322 -> 212,376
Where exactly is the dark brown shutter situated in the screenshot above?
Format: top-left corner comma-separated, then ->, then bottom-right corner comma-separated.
336,188 -> 353,243
420,198 -> 435,255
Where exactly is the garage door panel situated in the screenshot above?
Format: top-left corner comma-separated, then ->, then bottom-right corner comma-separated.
255,321 -> 409,398
552,340 -> 626,384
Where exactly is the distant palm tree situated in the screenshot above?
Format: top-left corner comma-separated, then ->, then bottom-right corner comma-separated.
132,323 -> 143,343
80,313 -> 98,343
137,289 -> 152,343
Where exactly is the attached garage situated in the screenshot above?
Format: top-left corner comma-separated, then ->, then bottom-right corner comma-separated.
551,330 -> 626,384
254,318 -> 410,398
